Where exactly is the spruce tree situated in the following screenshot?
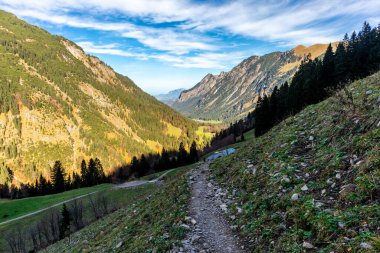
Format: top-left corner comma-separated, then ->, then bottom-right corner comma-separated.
321,43 -> 335,90
130,156 -> 139,177
80,160 -> 88,186
59,204 -> 71,239
138,154 -> 150,177
334,42 -> 348,84
51,161 -> 65,193
158,148 -> 170,171
95,158 -> 105,183
88,158 -> 98,186
178,142 -> 188,166
189,141 -> 199,163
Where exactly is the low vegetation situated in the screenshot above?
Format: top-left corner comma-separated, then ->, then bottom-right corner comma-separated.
46,165 -> 193,252
0,183 -> 111,223
209,72 -> 380,252
0,182 -> 157,252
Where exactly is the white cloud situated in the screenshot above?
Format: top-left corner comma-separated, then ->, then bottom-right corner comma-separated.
0,2 -> 217,55
76,41 -> 149,59
1,0 -> 379,68
2,0 -> 379,46
77,41 -> 243,69
2,0 -> 378,93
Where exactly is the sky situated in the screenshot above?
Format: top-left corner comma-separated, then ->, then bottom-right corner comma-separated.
0,1 -> 379,95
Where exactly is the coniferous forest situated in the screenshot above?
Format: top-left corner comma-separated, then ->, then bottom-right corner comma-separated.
254,22 -> 380,136
210,22 -> 380,142
0,141 -> 199,199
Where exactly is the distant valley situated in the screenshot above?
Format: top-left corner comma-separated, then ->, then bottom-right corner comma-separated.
155,88 -> 185,105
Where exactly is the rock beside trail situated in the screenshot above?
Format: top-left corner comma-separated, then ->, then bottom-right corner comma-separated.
115,241 -> 123,249
291,193 -> 300,201
360,242 -> 373,249
302,241 -> 314,249
339,184 -> 356,197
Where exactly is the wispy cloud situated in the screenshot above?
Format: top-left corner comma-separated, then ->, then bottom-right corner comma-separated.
0,0 -> 379,92
78,41 -> 243,69
2,1 -> 379,50
76,41 -> 149,59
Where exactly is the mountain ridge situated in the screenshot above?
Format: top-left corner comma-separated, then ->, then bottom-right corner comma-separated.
0,10 -> 208,184
174,42 -> 338,121
155,88 -> 185,105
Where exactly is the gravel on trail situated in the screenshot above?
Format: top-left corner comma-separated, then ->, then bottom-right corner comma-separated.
174,162 -> 248,253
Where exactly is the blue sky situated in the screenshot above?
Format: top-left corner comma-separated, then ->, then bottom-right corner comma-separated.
1,0 -> 379,95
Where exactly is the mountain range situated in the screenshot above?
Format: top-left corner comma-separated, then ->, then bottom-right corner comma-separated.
0,10 -> 209,184
173,43 -> 338,121
155,88 -> 185,106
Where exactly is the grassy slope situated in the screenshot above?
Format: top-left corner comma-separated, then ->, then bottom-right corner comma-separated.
0,184 -> 112,223
47,165 -> 194,252
0,183 -> 157,252
209,72 -> 380,252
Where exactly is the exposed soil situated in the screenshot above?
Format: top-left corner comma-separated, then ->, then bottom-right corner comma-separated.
179,162 -> 247,253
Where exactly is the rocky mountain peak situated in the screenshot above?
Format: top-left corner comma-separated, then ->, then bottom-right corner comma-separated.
173,43 -> 336,121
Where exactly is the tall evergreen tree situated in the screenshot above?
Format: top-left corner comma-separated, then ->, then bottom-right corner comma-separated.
277,81 -> 289,120
80,160 -> 88,186
95,158 -> 106,183
177,142 -> 188,166
130,156 -> 139,177
51,161 -> 65,193
59,204 -> 71,239
138,154 -> 150,177
158,148 -> 170,172
321,43 -> 335,90
334,42 -> 348,83
269,86 -> 279,125
88,158 -> 99,186
189,141 -> 199,163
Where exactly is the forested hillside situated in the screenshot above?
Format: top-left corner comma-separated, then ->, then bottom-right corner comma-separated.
0,10 -> 210,185
255,22 -> 380,136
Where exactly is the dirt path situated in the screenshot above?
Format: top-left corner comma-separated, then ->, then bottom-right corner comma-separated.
181,162 -> 247,253
113,169 -> 173,189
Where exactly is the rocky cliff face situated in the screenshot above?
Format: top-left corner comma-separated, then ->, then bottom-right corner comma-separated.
0,11 -> 202,184
174,43 -> 337,121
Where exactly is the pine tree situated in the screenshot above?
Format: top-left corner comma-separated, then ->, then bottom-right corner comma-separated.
88,158 -> 99,186
130,156 -> 139,176
321,43 -> 335,90
80,160 -> 88,186
38,174 -> 48,195
59,204 -> 71,239
189,141 -> 199,163
277,81 -> 289,120
254,95 -> 271,136
177,142 -> 188,166
51,161 -> 65,193
269,86 -> 279,125
334,42 -> 348,84
138,154 -> 150,177
95,158 -> 105,183
158,148 -> 170,172
72,172 -> 81,189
